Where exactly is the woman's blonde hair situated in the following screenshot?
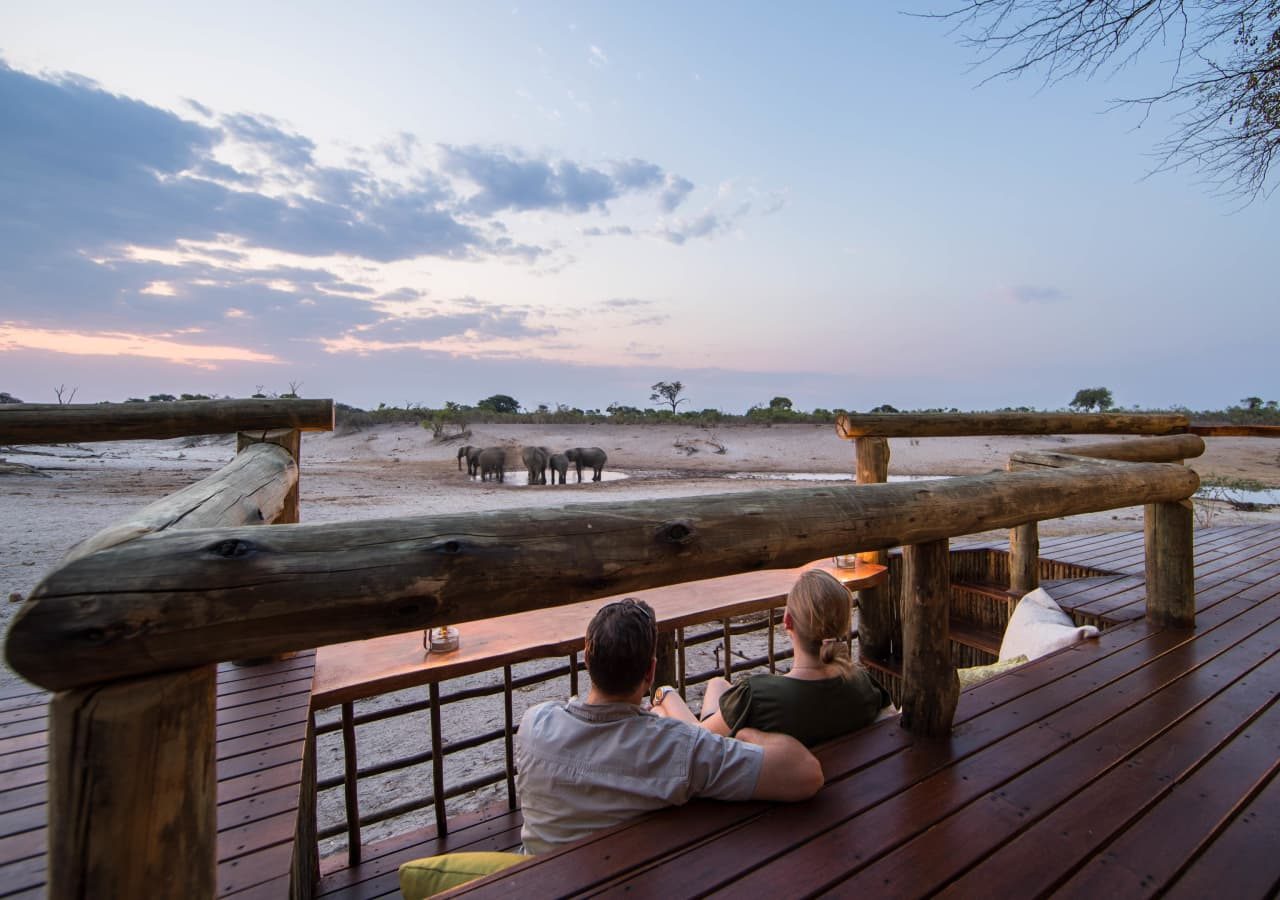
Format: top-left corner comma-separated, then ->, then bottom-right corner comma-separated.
786,569 -> 856,678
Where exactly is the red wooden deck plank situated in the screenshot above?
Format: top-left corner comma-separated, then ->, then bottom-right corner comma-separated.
1160,768 -> 1280,900
0,652 -> 315,898
836,637 -> 1280,897
1030,695 -> 1280,898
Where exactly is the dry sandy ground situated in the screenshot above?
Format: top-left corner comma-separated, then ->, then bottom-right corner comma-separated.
3,423 -> 1278,853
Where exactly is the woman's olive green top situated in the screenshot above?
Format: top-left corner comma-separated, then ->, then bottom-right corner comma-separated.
718,669 -> 891,747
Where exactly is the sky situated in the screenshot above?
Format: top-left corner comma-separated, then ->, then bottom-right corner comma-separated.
0,2 -> 1275,414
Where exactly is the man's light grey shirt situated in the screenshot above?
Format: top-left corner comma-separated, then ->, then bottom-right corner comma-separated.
516,698 -> 764,855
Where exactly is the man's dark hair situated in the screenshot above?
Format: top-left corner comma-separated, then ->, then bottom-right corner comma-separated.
585,598 -> 657,696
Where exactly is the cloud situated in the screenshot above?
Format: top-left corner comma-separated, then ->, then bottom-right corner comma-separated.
659,175 -> 695,212
661,212 -> 724,245
583,225 -> 634,237
1011,285 -> 1067,304
601,298 -> 649,309
221,112 -> 316,168
440,145 -> 694,216
589,45 -> 608,67
0,323 -> 279,368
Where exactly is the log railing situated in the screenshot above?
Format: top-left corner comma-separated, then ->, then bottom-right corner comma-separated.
1,400 -> 331,899
5,406 -> 1207,897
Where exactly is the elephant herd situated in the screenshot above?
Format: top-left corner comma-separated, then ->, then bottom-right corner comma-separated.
455,445 -> 608,485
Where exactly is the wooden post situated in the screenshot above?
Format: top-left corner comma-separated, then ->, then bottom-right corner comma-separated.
239,428 -> 301,524
291,715 -> 319,900
1145,500 -> 1195,628
1009,522 -> 1040,595
900,539 -> 958,738
654,630 -> 677,688
855,436 -> 893,662
48,666 -> 216,899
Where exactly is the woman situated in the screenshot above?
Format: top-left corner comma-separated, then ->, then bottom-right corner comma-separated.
652,569 -> 890,747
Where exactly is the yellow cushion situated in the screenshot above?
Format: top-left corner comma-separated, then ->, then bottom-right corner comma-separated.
399,851 -> 526,899
957,655 -> 1029,690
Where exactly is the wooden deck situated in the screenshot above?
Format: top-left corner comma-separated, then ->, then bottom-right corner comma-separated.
327,523 -> 1280,899
6,524 -> 1280,898
0,651 -> 316,899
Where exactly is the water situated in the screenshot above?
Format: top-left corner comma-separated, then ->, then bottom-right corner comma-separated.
725,472 -> 946,483
1195,484 -> 1280,507
470,469 -> 628,486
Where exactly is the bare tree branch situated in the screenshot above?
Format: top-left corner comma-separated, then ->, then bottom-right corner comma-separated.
926,0 -> 1280,199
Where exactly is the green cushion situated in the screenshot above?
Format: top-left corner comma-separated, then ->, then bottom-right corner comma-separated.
399,851 -> 526,899
957,655 -> 1029,690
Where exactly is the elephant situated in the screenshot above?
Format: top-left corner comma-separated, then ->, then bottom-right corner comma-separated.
457,445 -> 482,477
548,452 -> 569,485
477,447 -> 506,483
457,445 -> 476,474
565,447 -> 607,482
521,445 -> 550,485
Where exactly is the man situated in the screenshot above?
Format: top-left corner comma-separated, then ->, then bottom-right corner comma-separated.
515,598 -> 825,854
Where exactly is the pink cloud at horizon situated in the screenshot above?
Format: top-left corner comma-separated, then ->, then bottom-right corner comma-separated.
0,325 -> 280,369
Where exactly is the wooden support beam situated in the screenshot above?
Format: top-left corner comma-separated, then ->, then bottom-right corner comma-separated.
0,398 -> 333,445
836,412 -> 1188,439
63,441 -> 298,563
239,428 -> 302,524
9,463 -> 1200,690
654,630 -> 678,689
1059,434 -> 1205,462
899,539 -> 958,737
854,436 -> 893,662
48,666 -> 216,899
1187,424 -> 1280,438
1009,522 -> 1039,596
1145,500 -> 1196,629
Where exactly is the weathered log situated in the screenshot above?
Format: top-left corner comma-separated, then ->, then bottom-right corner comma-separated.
0,398 -> 333,445
62,441 -> 298,563
899,539 -> 958,737
1056,434 -> 1206,462
1146,500 -> 1196,629
836,412 -> 1187,439
239,428 -> 301,524
854,436 -> 893,662
8,464 -> 1199,690
1007,450 -> 1125,472
49,665 -> 216,898
1009,522 -> 1040,595
1187,424 -> 1280,438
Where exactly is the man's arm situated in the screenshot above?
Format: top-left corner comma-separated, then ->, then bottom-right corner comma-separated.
736,728 -> 824,802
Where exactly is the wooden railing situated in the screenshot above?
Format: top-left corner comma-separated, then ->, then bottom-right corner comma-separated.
3,406 -> 1209,897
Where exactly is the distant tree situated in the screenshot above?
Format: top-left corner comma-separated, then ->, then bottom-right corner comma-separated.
54,384 -> 77,404
477,394 -> 520,414
768,396 -> 793,411
148,393 -> 177,403
179,393 -> 212,401
1268,401 -> 1279,410
1069,387 -> 1115,412
933,0 -> 1280,200
650,381 -> 688,413
0,392 -> 21,404
870,404 -> 900,414
1242,396 -> 1265,411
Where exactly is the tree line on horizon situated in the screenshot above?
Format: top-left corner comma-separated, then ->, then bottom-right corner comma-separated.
2,383 -> 1277,429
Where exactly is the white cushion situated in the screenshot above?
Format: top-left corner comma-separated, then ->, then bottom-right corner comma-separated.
998,587 -> 1099,662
